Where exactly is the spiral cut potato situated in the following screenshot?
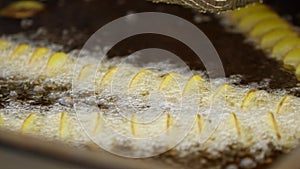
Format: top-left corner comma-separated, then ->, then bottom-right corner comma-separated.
0,38 -> 300,167
224,3 -> 300,81
148,0 -> 259,13
0,1 -> 45,19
